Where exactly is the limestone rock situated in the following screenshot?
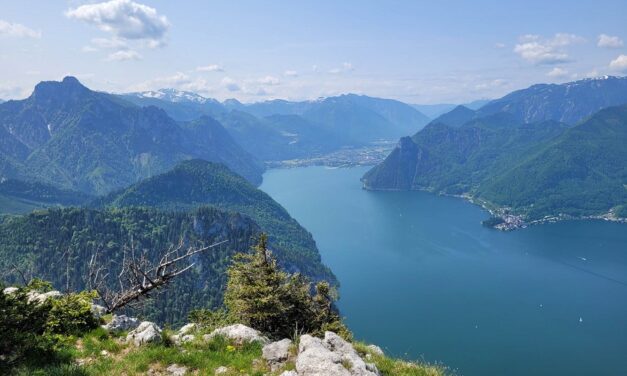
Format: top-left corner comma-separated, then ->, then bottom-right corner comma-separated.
294,332 -> 380,376
178,323 -> 196,335
166,364 -> 187,376
324,332 -> 379,376
214,366 -> 229,374
204,324 -> 269,345
262,338 -> 292,370
171,323 -> 197,345
366,344 -> 384,356
296,334 -> 349,376
103,315 -> 140,332
126,321 -> 162,346
27,290 -> 61,304
280,371 -> 298,376
3,287 -> 18,295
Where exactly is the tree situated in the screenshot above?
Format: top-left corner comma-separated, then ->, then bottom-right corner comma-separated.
224,234 -> 350,339
224,234 -> 289,336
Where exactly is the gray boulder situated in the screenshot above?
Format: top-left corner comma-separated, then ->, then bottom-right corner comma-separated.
203,324 -> 269,345
294,332 -> 380,376
280,371 -> 298,376
3,287 -> 18,295
103,315 -> 140,332
166,364 -> 187,375
27,290 -> 62,304
127,321 -> 162,346
262,338 -> 293,370
171,323 -> 197,345
324,331 -> 379,375
296,334 -> 350,376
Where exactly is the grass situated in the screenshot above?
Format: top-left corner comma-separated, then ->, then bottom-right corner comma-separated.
353,342 -> 451,376
12,327 -> 451,376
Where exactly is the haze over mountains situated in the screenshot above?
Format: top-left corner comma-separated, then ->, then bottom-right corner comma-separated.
363,76 -> 627,225
123,90 -> 432,160
1,75 -> 626,225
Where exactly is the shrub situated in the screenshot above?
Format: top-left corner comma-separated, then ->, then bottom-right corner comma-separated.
224,234 -> 350,339
0,285 -> 54,370
46,291 -> 99,335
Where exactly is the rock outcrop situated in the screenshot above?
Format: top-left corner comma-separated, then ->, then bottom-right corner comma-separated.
262,338 -> 293,370
171,323 -> 197,345
293,332 -> 379,376
103,314 -> 140,332
126,321 -> 162,346
203,324 -> 269,345
26,290 -> 62,304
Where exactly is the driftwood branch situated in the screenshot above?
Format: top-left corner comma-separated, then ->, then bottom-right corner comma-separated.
88,239 -> 227,313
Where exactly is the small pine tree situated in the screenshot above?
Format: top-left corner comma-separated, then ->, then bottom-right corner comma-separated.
225,234 -> 290,336
224,234 -> 351,339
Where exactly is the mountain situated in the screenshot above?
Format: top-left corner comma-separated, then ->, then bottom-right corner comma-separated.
476,104 -> 627,219
122,90 -> 429,159
477,76 -> 627,125
0,178 -> 94,214
244,94 -> 430,140
215,111 -> 340,161
0,77 -> 263,194
94,159 -> 335,283
121,89 -> 225,120
412,99 -> 490,118
363,105 -> 627,222
430,105 -> 476,127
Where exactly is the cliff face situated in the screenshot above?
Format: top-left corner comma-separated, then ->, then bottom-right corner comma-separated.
362,136 -> 423,190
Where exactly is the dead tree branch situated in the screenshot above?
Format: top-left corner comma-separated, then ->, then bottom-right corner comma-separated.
88,239 -> 227,313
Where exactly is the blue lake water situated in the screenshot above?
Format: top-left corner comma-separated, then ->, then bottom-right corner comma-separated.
261,166 -> 627,376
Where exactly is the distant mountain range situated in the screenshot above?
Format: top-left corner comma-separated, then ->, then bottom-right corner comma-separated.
122,91 -> 431,160
412,99 -> 490,118
0,77 -> 263,195
363,76 -> 627,225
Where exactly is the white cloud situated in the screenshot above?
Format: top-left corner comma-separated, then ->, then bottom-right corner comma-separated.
329,62 -> 354,74
221,77 -> 241,92
597,34 -> 623,48
258,75 -> 280,85
66,0 -> 169,47
196,64 -> 224,72
284,70 -> 298,77
107,49 -> 142,61
514,33 -> 584,65
609,54 -> 627,72
0,20 -> 41,38
546,67 -> 568,78
91,37 -> 128,49
494,42 -> 506,49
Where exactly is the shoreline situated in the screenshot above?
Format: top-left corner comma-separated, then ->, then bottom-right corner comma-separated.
361,184 -> 627,231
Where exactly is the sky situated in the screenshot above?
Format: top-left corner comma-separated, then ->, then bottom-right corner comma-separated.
1,0 -> 626,104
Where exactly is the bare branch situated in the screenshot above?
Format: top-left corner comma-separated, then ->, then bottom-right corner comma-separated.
88,239 -> 227,313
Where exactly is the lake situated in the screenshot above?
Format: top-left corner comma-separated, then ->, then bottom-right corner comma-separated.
261,166 -> 627,376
